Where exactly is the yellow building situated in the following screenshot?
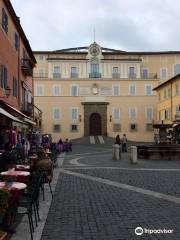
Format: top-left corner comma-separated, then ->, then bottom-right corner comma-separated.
33,42 -> 180,142
153,74 -> 180,124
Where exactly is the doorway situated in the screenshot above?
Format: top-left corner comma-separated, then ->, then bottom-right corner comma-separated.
90,113 -> 102,135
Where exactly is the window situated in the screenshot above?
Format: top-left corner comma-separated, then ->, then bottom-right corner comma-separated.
53,124 -> 61,132
145,85 -> 152,96
164,89 -> 167,99
53,66 -> 61,79
14,32 -> 19,50
174,64 -> 180,76
13,77 -> 18,97
146,107 -> 153,121
113,85 -> 120,96
71,85 -> 78,96
71,124 -> 78,132
142,69 -> 148,79
167,88 -> 171,98
129,67 -> 136,78
165,108 -> 171,120
129,108 -> 136,121
129,84 -> 136,96
130,123 -> 137,131
2,8 -> 8,33
71,67 -> 77,78
39,69 -> 45,78
175,84 -> 179,95
39,55 -> 44,61
113,124 -> 121,132
91,64 -> 99,73
53,85 -> 61,96
160,68 -> 167,79
53,108 -> 61,120
0,65 -> 7,89
113,108 -> 120,120
176,105 -> 180,115
71,108 -> 78,120
112,67 -> 120,78
36,85 -> 44,96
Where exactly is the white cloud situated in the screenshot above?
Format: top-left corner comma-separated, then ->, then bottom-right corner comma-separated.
11,0 -> 180,51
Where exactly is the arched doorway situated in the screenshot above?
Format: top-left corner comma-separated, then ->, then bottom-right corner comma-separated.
90,113 -> 102,135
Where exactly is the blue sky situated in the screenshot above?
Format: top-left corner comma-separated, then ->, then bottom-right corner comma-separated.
11,0 -> 180,51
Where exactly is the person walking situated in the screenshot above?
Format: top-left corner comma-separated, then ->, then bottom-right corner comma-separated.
115,135 -> 121,145
122,134 -> 127,152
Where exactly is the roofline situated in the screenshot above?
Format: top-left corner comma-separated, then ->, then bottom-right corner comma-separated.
4,0 -> 36,64
153,74 -> 180,91
33,49 -> 180,55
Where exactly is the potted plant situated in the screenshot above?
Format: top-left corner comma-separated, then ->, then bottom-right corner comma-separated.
0,189 -> 10,240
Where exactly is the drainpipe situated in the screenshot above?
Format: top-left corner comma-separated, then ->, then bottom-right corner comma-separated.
170,82 -> 173,121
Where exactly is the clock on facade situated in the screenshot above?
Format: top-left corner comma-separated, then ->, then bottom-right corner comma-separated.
90,45 -> 100,56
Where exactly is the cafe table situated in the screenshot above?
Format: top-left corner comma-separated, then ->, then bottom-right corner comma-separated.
0,170 -> 30,183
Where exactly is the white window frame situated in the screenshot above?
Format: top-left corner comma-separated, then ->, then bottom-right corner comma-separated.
70,85 -> 78,96
129,107 -> 137,121
145,84 -> 152,96
145,107 -> 153,121
70,107 -> 79,121
52,85 -> 61,96
52,107 -> 61,120
112,85 -> 120,96
112,108 -> 120,121
35,84 -> 44,96
160,68 -> 167,79
142,68 -> 149,79
129,84 -> 136,96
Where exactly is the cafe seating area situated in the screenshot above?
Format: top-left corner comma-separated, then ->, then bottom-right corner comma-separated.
0,144 -> 58,240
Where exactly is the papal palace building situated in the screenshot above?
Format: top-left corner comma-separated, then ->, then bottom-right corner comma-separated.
33,42 -> 180,142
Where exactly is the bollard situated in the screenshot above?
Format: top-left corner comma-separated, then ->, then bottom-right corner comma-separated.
112,144 -> 120,160
130,146 -> 137,164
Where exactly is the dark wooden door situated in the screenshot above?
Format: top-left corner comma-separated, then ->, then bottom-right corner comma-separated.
90,113 -> 101,135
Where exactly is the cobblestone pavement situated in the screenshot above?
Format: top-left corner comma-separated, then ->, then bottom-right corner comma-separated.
41,141 -> 180,240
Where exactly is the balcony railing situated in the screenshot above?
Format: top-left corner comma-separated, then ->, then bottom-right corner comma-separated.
89,72 -> 101,78
21,58 -> 33,76
128,73 -> 136,79
112,73 -> 120,79
21,102 -> 33,116
141,73 -> 158,79
53,73 -> 61,79
71,73 -> 78,78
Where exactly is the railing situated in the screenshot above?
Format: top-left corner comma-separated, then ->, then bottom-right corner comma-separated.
89,73 -> 101,78
21,59 -> 33,76
141,73 -> 158,79
71,73 -> 78,78
21,102 -> 33,116
53,73 -> 61,79
128,73 -> 136,79
112,73 -> 120,79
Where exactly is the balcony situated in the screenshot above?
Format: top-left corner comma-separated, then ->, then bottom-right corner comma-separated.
21,102 -> 33,116
71,73 -> 78,78
53,73 -> 61,79
21,59 -> 33,76
89,73 -> 101,78
141,73 -> 158,79
112,73 -> 120,79
128,73 -> 136,79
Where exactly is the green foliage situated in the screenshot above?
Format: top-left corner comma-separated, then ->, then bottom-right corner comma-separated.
0,189 -> 11,216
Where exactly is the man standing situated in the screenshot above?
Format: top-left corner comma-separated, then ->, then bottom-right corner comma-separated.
122,134 -> 127,152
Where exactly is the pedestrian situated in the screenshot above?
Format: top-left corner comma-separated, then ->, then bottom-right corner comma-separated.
115,135 -> 121,145
122,134 -> 127,152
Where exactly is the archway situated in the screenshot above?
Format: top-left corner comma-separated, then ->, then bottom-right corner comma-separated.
90,113 -> 102,135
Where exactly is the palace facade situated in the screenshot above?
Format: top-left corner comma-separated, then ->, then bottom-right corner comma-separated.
33,42 -> 180,142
